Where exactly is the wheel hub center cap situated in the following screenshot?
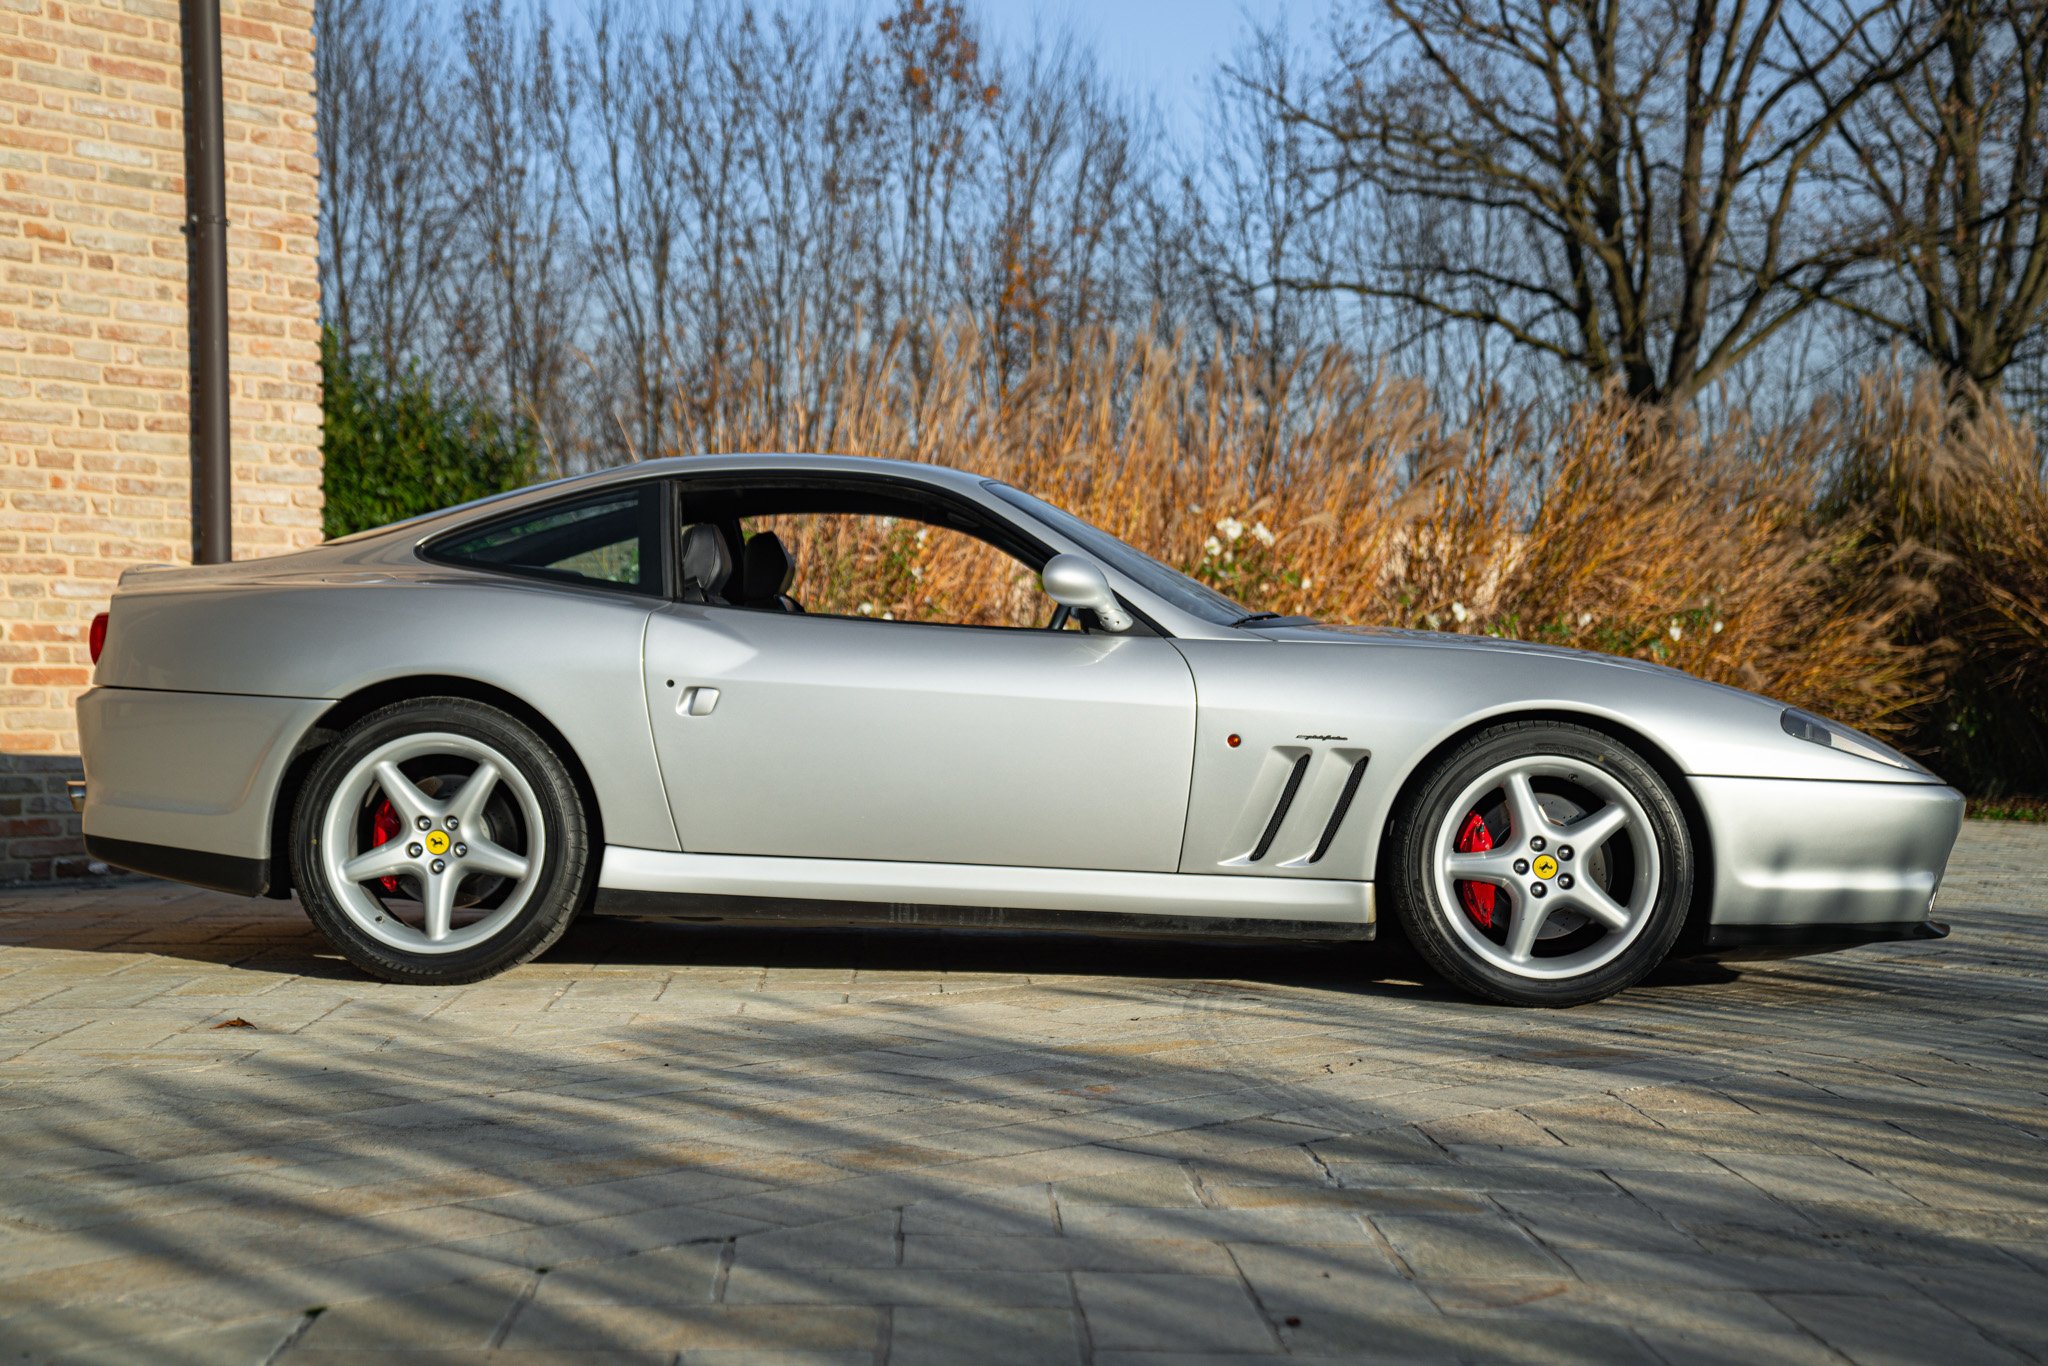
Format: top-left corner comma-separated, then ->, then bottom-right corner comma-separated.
1531,853 -> 1558,879
424,829 -> 451,857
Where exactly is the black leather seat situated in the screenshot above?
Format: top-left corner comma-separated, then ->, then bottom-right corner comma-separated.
679,523 -> 733,604
739,532 -> 803,613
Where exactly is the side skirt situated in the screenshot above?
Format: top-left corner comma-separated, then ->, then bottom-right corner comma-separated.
592,894 -> 1372,942
596,847 -> 1374,940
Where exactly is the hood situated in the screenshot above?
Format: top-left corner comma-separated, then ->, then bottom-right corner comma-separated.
1250,619 -> 1826,723
1242,620 -> 1942,783
1254,621 -> 1693,680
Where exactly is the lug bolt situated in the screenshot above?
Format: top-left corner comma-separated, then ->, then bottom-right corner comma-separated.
1529,835 -> 1547,852
454,843 -> 467,857
406,842 -> 423,858
1513,858 -> 1530,875
430,858 -> 446,874
1558,873 -> 1575,889
1530,882 -> 1548,898
446,815 -> 460,830
1559,845 -> 1574,861
415,815 -> 431,831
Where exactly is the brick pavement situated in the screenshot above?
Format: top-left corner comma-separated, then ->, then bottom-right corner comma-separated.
0,820 -> 2044,1363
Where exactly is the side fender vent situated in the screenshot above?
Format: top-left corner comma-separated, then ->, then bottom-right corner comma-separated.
1248,752 -> 1311,862
1306,754 -> 1372,864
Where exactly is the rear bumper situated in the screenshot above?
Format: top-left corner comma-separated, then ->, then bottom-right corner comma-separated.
83,835 -> 272,897
1693,775 -> 1964,931
75,686 -> 327,893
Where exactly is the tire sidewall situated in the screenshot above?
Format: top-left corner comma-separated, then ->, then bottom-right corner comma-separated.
1388,722 -> 1694,1006
292,698 -> 591,984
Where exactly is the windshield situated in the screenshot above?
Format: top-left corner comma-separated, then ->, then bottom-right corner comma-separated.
985,481 -> 1252,627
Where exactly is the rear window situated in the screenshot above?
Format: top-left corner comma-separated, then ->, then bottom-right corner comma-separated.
428,486 -> 662,594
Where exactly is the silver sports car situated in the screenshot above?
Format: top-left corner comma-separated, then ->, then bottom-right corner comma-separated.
75,455 -> 1963,1005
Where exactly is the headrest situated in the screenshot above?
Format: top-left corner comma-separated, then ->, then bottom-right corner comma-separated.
743,531 -> 796,600
680,523 -> 732,602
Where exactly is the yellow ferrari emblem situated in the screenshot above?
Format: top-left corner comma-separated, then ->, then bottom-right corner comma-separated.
1532,854 -> 1559,880
425,829 -> 451,856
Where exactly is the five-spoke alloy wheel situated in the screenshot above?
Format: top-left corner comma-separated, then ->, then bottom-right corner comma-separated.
1387,721 -> 1694,1006
293,698 -> 592,984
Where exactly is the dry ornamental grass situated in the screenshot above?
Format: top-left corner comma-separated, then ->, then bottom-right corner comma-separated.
658,322 -> 2044,757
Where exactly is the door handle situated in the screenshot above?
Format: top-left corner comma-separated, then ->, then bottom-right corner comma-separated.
677,685 -> 719,717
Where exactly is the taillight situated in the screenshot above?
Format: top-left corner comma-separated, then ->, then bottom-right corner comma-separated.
88,612 -> 109,665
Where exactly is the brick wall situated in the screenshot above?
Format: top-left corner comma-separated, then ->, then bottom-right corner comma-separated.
0,0 -> 322,881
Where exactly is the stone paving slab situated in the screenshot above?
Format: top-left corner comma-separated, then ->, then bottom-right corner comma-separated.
0,820 -> 2044,1363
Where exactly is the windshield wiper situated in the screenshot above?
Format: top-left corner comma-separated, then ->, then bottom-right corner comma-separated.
1233,611 -> 1295,627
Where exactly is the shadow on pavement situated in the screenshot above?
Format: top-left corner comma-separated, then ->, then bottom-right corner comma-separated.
0,880 -> 2036,1360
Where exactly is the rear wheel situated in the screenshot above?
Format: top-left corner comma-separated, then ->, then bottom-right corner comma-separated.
1386,721 -> 1693,1006
292,698 -> 591,984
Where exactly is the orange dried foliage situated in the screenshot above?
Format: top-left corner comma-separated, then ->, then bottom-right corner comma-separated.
671,323 -> 1953,734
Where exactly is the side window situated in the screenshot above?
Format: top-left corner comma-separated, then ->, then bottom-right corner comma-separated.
432,486 -> 661,594
741,513 -> 1047,628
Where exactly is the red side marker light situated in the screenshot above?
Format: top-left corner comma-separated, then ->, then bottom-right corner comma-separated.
1226,733 -> 1242,748
88,612 -> 109,664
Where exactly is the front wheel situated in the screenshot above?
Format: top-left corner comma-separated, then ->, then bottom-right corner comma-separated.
1385,721 -> 1694,1006
291,697 -> 592,984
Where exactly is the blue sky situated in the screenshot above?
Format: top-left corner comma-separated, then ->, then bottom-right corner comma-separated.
535,1 -> 1296,133
972,0 -> 1290,129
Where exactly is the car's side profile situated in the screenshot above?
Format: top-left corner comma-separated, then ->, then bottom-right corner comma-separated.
74,455 -> 1964,1006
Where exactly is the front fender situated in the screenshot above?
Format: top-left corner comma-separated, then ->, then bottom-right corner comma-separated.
1171,636 -> 1939,882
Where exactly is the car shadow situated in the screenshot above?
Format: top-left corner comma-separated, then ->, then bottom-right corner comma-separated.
560,912 -> 1469,997
2,876 -> 1750,1001
552,910 -> 1754,1000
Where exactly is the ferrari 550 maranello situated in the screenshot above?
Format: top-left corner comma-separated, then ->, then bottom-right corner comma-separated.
74,454 -> 1963,1006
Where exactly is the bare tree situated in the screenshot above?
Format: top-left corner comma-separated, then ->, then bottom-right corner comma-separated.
1826,0 -> 2048,398
864,0 -> 998,369
1264,0 -> 1928,407
447,0 -> 584,466
543,2 -> 698,459
316,0 -> 458,372
1173,28 -> 1351,398
318,0 -> 1187,462
726,5 -> 873,436
974,35 -> 1151,378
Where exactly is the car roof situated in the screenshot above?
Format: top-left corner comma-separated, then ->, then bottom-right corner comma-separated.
330,454 -> 995,548
590,452 -> 988,490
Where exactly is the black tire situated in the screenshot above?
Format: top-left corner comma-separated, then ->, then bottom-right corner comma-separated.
291,697 -> 592,985
1384,721 -> 1695,1007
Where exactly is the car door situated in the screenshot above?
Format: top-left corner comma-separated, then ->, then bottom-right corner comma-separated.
640,603 -> 1198,872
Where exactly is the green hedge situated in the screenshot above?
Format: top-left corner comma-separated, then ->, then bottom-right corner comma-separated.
321,330 -> 538,538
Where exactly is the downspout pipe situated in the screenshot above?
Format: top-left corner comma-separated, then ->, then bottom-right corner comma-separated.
181,0 -> 231,564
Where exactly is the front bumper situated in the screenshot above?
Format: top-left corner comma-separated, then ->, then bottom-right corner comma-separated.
1692,774 -> 1964,937
1697,915 -> 1949,959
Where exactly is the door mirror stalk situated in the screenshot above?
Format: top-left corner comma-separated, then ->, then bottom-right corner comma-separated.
1041,554 -> 1134,633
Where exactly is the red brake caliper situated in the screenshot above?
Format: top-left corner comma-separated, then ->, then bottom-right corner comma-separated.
368,798 -> 402,894
1455,810 -> 1499,930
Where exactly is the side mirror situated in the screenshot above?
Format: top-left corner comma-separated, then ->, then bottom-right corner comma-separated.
1041,554 -> 1134,633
